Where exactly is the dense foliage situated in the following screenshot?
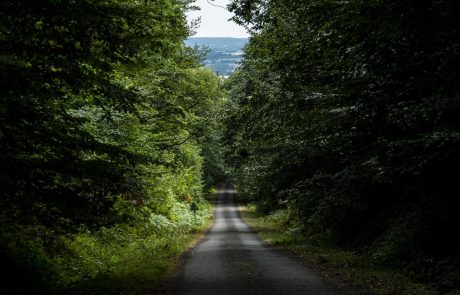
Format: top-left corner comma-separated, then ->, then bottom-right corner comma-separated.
225,0 -> 460,292
0,0 -> 224,293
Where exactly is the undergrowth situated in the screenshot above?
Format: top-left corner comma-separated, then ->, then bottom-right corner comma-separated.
0,202 -> 212,295
240,205 -> 439,295
62,201 -> 213,294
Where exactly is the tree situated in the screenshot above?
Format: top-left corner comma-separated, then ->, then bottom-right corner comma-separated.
225,0 -> 460,291
0,0 -> 224,292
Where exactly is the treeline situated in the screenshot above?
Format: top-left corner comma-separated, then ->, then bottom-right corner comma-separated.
224,0 -> 459,292
0,0 -> 225,293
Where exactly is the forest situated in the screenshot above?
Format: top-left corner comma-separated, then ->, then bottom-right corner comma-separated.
1,0 -> 459,294
0,0 -> 226,293
224,0 -> 459,293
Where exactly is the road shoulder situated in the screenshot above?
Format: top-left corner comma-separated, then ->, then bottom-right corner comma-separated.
238,205 -> 436,295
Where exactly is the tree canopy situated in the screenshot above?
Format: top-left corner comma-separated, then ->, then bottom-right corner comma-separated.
0,0 -> 225,292
224,0 -> 460,292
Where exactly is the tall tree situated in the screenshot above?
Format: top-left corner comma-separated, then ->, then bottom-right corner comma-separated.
225,0 -> 460,291
0,0 -> 224,292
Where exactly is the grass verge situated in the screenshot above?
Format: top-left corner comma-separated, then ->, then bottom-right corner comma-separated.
65,204 -> 214,295
239,205 -> 438,295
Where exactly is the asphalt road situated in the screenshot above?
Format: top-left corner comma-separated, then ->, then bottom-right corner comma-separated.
176,185 -> 342,295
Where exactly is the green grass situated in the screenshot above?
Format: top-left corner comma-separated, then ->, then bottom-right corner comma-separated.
239,205 -> 438,295
62,205 -> 214,295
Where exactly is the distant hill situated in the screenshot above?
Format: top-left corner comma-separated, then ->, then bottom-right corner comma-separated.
185,37 -> 248,76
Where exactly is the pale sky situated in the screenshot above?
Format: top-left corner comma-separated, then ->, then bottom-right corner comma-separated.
186,0 -> 249,38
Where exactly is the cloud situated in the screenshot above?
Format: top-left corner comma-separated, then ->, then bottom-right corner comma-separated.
186,0 -> 249,38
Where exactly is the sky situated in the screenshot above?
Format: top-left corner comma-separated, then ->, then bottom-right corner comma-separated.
186,0 -> 249,38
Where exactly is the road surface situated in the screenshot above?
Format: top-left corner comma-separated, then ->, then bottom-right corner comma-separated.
176,185 -> 342,295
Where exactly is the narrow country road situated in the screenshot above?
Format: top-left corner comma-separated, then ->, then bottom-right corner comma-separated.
176,184 -> 342,295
